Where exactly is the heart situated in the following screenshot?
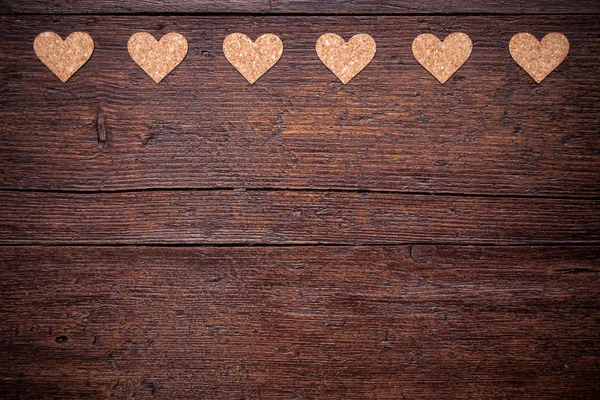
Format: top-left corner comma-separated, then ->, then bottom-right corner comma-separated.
128,32 -> 188,83
509,32 -> 569,83
223,33 -> 283,84
33,32 -> 94,83
412,32 -> 472,84
316,34 -> 376,84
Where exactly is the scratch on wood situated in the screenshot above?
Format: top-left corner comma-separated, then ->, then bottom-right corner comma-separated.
96,110 -> 107,143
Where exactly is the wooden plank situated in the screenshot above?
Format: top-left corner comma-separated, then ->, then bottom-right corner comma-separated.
0,190 -> 598,244
3,0 -> 600,15
1,245 -> 598,398
1,16 -> 599,196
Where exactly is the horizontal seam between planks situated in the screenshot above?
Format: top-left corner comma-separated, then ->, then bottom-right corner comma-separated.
1,187 -> 599,201
1,243 -> 600,248
1,12 -> 600,17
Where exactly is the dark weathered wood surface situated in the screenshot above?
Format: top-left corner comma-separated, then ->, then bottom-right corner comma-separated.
1,246 -> 599,399
3,0 -> 600,15
1,190 -> 598,244
1,3 -> 599,399
1,16 -> 599,196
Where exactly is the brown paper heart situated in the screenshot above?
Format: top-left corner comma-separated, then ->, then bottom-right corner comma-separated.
509,32 -> 569,83
223,33 -> 283,84
34,32 -> 94,83
316,34 -> 376,84
412,32 -> 472,84
128,32 -> 188,83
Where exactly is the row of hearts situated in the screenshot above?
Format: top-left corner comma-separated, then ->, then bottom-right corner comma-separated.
34,31 -> 569,85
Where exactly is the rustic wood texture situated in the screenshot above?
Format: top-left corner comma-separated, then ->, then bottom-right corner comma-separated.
1,16 -> 599,196
1,3 -> 599,399
1,246 -> 599,399
0,190 -> 598,245
3,0 -> 600,15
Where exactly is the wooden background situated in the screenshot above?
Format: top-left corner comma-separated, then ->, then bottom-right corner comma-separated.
1,1 -> 599,398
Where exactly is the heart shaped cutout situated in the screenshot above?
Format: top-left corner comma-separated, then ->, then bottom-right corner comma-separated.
34,32 -> 94,83
223,33 -> 283,84
128,32 -> 188,83
412,32 -> 472,84
509,32 -> 569,83
316,34 -> 376,84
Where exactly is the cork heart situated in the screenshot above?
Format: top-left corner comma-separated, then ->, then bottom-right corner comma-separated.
316,34 -> 376,84
128,32 -> 188,83
34,32 -> 94,83
223,33 -> 283,84
509,33 -> 569,83
412,32 -> 472,84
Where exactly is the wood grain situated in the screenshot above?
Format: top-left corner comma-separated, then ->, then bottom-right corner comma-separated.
0,190 -> 598,244
1,245 -> 598,398
1,7 -> 599,399
1,16 -> 599,196
3,0 -> 600,15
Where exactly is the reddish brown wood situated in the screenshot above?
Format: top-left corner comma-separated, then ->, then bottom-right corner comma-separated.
1,16 -> 599,196
0,190 -> 598,244
3,0 -> 600,15
1,7 -> 599,399
1,245 -> 598,398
